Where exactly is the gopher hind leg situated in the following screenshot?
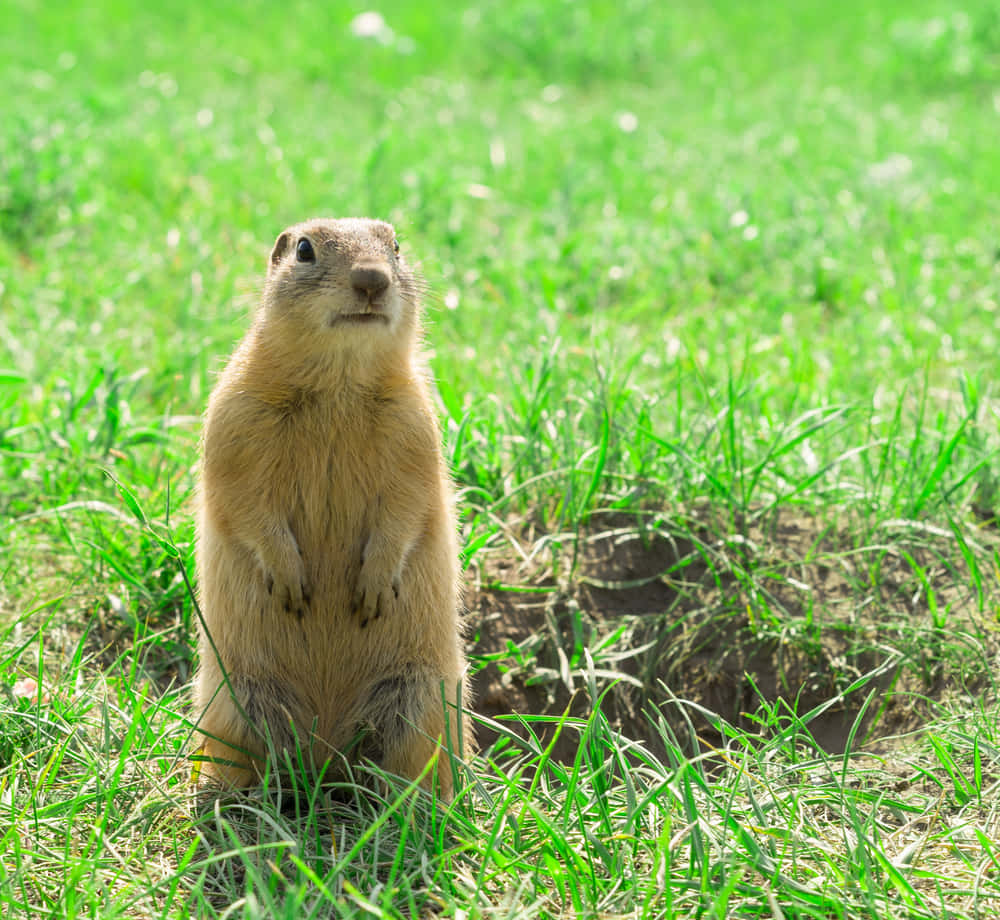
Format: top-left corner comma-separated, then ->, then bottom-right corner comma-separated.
195,672 -> 314,787
357,672 -> 466,800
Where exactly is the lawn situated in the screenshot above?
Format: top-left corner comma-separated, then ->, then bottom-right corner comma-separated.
2,0 -> 1000,917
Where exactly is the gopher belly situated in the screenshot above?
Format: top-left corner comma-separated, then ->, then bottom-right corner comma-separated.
194,500 -> 463,788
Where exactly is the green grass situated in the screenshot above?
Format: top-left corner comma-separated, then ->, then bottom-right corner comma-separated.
3,0 -> 1000,916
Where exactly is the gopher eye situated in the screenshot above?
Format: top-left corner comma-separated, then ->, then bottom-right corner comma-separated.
392,238 -> 400,255
296,238 -> 316,263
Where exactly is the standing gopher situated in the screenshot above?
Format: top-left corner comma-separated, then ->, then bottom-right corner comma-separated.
192,218 -> 467,797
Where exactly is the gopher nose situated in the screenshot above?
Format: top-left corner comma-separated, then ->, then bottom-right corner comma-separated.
350,263 -> 391,299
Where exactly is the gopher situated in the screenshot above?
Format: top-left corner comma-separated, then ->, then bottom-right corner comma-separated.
192,218 -> 467,798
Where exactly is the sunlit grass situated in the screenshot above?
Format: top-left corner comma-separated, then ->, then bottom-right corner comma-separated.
2,0 -> 1000,916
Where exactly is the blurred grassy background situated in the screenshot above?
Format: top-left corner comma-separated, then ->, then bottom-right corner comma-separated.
3,0 -> 998,416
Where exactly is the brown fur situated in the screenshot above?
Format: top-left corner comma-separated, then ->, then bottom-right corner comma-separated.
192,218 -> 467,797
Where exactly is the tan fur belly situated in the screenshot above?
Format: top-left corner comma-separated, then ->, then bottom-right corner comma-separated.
196,510 -> 461,753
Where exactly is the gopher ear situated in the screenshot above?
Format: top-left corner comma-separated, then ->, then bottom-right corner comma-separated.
269,231 -> 292,268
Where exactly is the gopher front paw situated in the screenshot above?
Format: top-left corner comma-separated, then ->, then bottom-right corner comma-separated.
264,569 -> 311,618
351,563 -> 400,628
254,527 -> 310,617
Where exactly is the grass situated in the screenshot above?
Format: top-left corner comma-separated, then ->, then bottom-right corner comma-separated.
2,0 -> 1000,916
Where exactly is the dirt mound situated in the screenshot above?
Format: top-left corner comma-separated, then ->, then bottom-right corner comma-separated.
466,509 -> 998,759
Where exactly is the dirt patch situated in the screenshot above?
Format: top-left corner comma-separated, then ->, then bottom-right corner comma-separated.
465,508 -> 1000,760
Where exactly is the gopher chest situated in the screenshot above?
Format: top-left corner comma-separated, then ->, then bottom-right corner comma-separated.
278,421 -> 390,599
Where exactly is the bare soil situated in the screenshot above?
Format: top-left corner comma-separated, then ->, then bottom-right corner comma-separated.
465,508 -> 1000,760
